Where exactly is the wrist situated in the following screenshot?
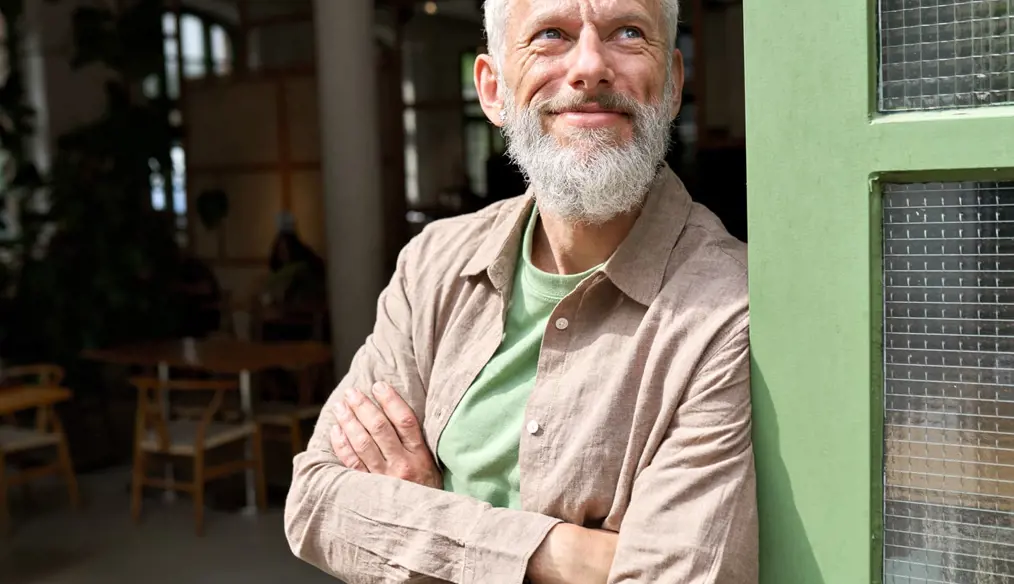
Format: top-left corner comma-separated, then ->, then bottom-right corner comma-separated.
527,523 -> 577,584
527,523 -> 618,584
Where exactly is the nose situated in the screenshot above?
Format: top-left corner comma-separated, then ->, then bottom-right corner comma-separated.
566,27 -> 614,92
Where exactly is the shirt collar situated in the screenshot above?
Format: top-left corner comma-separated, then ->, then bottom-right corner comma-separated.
462,164 -> 693,305
461,195 -> 534,290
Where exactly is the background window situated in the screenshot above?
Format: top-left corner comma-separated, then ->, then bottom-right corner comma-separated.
152,10 -> 234,239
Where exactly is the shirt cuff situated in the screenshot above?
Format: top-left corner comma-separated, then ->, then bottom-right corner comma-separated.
464,507 -> 562,584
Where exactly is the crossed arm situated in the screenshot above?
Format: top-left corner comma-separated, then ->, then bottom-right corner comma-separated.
284,372 -> 617,584
329,382 -> 619,584
286,340 -> 756,584
283,245 -> 620,583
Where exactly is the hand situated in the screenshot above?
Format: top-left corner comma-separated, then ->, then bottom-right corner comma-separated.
330,382 -> 443,489
527,524 -> 618,584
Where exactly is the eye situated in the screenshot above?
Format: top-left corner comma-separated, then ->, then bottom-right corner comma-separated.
617,26 -> 644,40
533,28 -> 564,41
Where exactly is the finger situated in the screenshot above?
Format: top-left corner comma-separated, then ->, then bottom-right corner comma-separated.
372,382 -> 427,450
344,387 -> 404,457
330,425 -> 367,471
335,400 -> 386,472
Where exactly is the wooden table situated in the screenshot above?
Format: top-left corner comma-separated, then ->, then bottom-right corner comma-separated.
84,338 -> 332,512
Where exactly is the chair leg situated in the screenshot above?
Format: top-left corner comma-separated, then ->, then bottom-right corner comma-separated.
130,449 -> 146,524
193,454 -> 205,536
53,417 -> 80,510
0,454 -> 9,534
252,428 -> 267,511
19,480 -> 33,508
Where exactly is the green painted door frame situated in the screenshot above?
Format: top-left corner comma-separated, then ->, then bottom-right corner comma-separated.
743,1 -> 1014,583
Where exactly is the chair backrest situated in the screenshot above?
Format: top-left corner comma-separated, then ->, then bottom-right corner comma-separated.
0,364 -> 66,430
2,364 -> 65,387
129,377 -> 240,450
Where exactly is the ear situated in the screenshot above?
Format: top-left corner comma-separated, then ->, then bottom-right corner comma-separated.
475,53 -> 506,127
669,48 -> 685,120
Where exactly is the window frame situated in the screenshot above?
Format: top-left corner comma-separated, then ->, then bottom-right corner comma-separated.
744,0 -> 1014,582
154,8 -> 236,241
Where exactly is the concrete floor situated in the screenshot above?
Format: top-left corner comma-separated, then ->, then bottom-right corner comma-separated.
0,467 -> 338,584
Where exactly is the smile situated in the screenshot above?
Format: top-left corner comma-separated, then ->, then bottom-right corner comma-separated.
552,110 -> 630,129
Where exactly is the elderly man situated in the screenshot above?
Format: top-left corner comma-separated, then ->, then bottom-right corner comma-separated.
285,0 -> 756,582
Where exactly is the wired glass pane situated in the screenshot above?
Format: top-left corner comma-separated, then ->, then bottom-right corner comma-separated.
879,0 -> 1014,111
883,182 -> 1014,583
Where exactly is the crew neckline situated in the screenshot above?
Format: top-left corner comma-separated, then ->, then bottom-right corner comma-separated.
519,207 -> 603,302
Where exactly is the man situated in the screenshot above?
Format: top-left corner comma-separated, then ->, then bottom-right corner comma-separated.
285,0 -> 757,582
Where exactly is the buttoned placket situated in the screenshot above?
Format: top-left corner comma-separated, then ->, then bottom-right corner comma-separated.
429,258 -> 515,456
519,273 -> 607,511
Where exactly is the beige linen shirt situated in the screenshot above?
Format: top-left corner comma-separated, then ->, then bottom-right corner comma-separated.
285,165 -> 757,583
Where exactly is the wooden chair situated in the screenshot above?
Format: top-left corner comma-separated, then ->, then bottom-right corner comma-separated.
2,364 -> 64,387
255,363 -> 329,458
129,376 -> 266,535
1,364 -> 63,427
0,365 -> 78,531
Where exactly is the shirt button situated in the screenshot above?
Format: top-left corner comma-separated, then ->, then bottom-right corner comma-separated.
554,317 -> 569,331
526,419 -> 540,435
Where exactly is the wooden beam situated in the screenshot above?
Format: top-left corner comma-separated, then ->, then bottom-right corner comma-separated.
244,13 -> 313,27
237,0 -> 249,73
187,161 -> 321,175
277,79 -> 293,212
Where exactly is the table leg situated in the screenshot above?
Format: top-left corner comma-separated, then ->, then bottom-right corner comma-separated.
239,369 -> 257,516
157,362 -> 176,503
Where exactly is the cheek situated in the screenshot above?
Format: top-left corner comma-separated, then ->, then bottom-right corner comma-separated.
515,60 -> 570,105
614,57 -> 669,99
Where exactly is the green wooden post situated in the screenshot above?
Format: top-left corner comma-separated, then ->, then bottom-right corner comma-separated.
743,0 -> 1014,582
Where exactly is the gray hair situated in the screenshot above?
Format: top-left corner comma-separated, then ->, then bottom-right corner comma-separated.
483,0 -> 680,70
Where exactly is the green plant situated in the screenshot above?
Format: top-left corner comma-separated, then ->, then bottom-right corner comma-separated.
0,0 -> 45,351
0,0 -> 187,365
0,0 -> 42,275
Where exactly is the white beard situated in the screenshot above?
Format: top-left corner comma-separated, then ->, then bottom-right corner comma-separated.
501,78 -> 674,225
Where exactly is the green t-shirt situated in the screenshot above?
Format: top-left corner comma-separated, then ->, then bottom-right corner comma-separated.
437,207 -> 602,508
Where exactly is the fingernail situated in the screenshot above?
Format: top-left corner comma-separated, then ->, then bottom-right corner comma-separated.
330,425 -> 344,443
335,401 -> 349,418
373,382 -> 390,396
344,388 -> 362,404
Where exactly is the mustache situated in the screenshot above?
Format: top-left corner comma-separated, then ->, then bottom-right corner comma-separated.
533,91 -> 644,116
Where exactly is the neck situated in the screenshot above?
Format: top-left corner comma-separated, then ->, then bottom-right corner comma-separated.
530,205 -> 639,275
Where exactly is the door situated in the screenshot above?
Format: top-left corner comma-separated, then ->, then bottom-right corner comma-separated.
745,1 -> 1014,582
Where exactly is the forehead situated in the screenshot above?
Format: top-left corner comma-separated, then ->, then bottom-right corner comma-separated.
507,0 -> 662,28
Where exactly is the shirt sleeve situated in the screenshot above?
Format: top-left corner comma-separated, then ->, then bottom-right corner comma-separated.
607,316 -> 759,583
283,239 -> 561,584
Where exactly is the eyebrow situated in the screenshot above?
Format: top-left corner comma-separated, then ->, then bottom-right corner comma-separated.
519,8 -> 661,38
603,11 -> 659,33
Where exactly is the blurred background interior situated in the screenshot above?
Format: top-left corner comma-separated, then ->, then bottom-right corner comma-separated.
0,0 -> 745,581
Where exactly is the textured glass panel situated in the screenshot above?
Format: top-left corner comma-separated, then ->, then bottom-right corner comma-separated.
879,0 -> 1014,111
883,182 -> 1014,583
